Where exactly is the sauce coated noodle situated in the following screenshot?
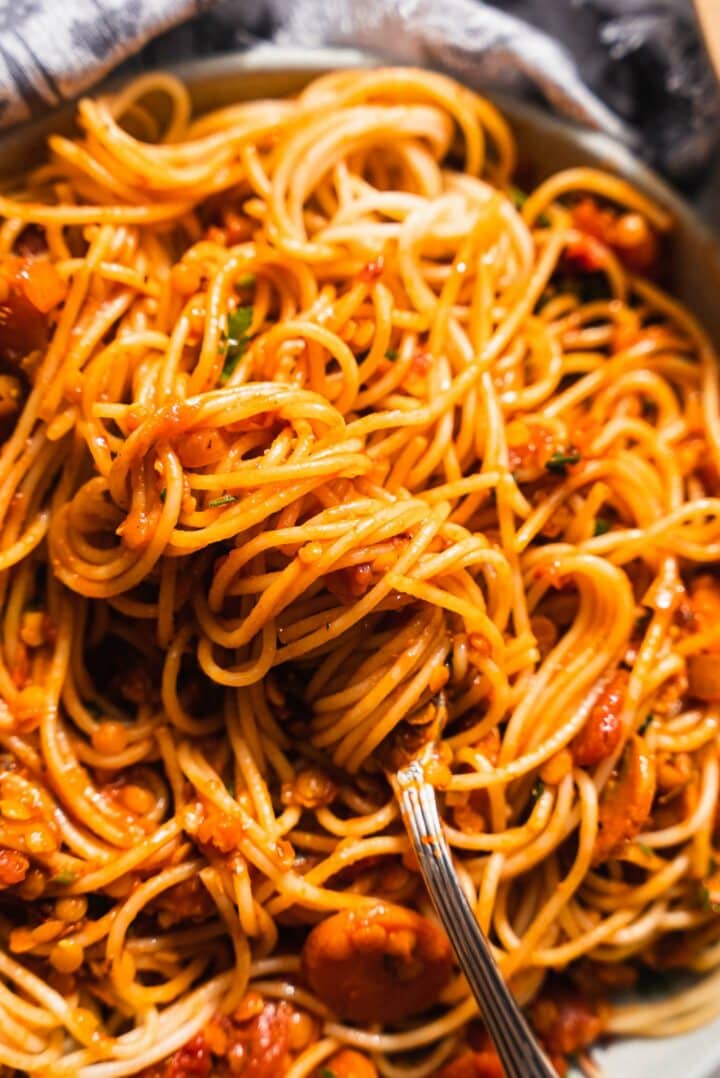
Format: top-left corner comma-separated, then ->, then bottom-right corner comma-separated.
0,66 -> 717,1077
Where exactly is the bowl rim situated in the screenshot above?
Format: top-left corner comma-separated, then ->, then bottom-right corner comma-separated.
1,41 -> 718,265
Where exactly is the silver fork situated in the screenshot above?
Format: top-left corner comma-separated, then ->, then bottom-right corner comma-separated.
396,759 -> 556,1078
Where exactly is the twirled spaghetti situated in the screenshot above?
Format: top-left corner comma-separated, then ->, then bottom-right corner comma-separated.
0,65 -> 718,1077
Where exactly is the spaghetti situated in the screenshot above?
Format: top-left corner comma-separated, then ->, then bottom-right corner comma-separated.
0,65 -> 717,1077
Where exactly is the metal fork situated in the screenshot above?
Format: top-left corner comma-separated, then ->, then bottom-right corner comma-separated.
396,759 -> 556,1078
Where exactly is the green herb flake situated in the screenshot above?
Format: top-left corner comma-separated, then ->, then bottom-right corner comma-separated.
227,305 -> 253,340
385,347 -> 399,360
637,842 -> 654,857
235,273 -> 256,290
545,450 -> 581,475
699,885 -> 720,914
208,494 -> 239,509
531,779 -> 545,802
159,488 -> 166,503
593,517 -> 611,536
639,713 -> 654,736
222,354 -> 241,381
222,353 -> 243,381
319,1070 -> 337,1078
221,306 -> 254,383
509,184 -> 528,208
51,868 -> 78,886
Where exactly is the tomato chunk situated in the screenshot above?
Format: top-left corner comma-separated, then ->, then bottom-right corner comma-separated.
530,986 -> 607,1057
0,848 -> 28,888
434,1050 -> 505,1078
570,197 -> 659,272
593,735 -> 656,863
20,260 -> 66,313
0,257 -> 65,362
240,1001 -> 293,1078
571,669 -> 627,767
323,1048 -> 378,1078
165,1033 -> 212,1078
143,1001 -> 293,1078
302,904 -> 453,1023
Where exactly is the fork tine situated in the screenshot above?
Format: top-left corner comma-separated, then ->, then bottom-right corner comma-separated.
396,762 -> 556,1078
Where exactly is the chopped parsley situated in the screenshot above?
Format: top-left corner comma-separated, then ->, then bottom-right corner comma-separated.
509,184 -> 527,208
319,1070 -> 337,1078
531,779 -> 545,802
699,885 -> 720,914
51,868 -> 78,886
208,494 -> 239,508
593,517 -> 611,536
159,488 -> 166,503
235,273 -> 255,289
385,347 -> 399,360
220,306 -> 254,382
545,450 -> 581,475
636,842 -> 654,857
639,713 -> 654,736
509,186 -> 551,225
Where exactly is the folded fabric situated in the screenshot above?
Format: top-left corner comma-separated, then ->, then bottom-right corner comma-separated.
0,0 -> 717,183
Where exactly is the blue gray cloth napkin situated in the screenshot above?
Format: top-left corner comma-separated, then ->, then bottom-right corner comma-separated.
0,0 -> 717,185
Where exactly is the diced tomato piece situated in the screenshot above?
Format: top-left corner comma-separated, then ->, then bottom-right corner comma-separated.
571,669 -> 627,767
323,1048 -> 378,1078
434,1050 -> 505,1078
570,197 -> 659,273
564,234 -> 606,272
166,1034 -> 212,1078
325,564 -> 373,603
0,849 -> 28,888
530,986 -> 608,1056
0,257 -> 65,362
19,260 -> 66,314
593,735 -> 656,863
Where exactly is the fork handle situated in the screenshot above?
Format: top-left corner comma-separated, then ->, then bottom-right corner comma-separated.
397,763 -> 556,1078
